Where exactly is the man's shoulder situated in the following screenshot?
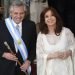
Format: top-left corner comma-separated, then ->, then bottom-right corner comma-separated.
22,19 -> 36,28
0,20 -> 5,27
22,19 -> 36,32
23,19 -> 35,24
0,20 -> 7,32
0,20 -> 5,23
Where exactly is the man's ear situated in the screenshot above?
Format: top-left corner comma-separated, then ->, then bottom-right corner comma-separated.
9,11 -> 12,17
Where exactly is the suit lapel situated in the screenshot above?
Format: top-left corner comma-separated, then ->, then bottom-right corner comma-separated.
5,23 -> 16,53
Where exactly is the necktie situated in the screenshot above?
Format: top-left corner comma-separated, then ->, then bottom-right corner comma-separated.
16,25 -> 20,34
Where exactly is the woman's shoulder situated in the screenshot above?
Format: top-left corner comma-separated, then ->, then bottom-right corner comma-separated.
62,27 -> 73,33
37,32 -> 43,37
37,32 -> 44,42
38,32 -> 47,36
37,32 -> 46,39
62,27 -> 74,36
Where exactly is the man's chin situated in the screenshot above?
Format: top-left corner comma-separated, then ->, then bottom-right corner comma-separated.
15,21 -> 21,24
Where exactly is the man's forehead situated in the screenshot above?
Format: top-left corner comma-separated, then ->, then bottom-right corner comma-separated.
12,6 -> 25,12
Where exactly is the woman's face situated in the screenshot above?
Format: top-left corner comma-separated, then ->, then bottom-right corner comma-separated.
45,10 -> 56,27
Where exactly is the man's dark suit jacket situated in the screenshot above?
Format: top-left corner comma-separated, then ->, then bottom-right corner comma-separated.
0,19 -> 37,75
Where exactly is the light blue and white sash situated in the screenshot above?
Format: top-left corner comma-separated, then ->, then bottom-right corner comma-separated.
5,17 -> 31,74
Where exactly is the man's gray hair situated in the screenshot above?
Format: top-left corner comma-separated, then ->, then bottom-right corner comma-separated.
9,0 -> 27,13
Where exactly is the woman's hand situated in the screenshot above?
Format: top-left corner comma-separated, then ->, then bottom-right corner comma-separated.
47,50 -> 72,60
62,50 -> 72,59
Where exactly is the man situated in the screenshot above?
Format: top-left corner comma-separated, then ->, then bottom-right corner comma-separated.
0,0 -> 37,75
0,6 -> 4,20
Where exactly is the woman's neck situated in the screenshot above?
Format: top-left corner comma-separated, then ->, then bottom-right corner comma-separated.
48,26 -> 55,34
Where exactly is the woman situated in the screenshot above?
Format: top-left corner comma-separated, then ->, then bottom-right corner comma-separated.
36,7 -> 75,75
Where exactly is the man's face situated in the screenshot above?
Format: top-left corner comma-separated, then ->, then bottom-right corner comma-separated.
10,6 -> 25,24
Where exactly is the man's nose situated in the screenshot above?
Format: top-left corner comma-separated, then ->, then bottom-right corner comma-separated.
17,14 -> 21,18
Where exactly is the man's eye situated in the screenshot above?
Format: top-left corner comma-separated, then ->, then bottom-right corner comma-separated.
14,13 -> 18,15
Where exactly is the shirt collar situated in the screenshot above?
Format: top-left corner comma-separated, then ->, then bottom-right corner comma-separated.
11,19 -> 22,27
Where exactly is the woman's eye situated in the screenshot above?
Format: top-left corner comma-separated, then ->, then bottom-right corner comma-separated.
45,15 -> 49,18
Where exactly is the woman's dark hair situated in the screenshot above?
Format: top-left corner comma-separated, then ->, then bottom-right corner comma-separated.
39,7 -> 64,35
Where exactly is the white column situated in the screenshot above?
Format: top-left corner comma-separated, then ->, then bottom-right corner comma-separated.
30,0 -> 48,24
